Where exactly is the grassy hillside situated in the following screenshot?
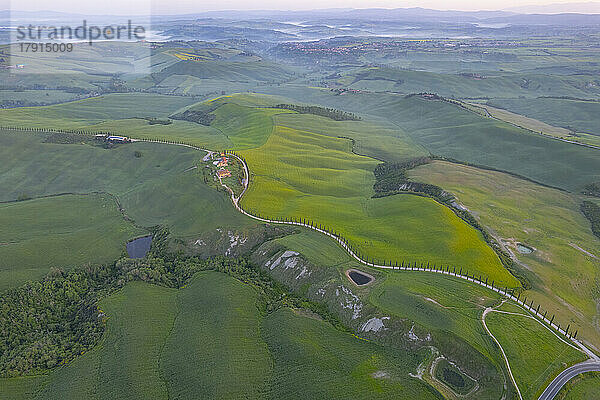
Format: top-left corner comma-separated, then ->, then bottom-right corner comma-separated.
488,97 -> 600,137
0,130 -> 256,288
195,93 -> 426,161
238,110 -> 518,286
371,272 -> 500,363
152,59 -> 295,85
33,282 -> 179,400
209,101 -> 286,149
0,94 -> 236,148
258,87 -> 600,192
337,67 -> 600,99
160,272 -> 272,399
409,161 -> 600,348
0,130 -> 252,235
486,306 -> 586,400
2,272 -> 440,399
0,194 -> 144,291
263,307 -> 437,399
0,93 -> 197,124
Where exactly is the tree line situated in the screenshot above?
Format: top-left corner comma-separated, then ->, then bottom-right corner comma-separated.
272,104 -> 361,121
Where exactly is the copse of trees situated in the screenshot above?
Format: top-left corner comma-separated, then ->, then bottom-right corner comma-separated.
581,200 -> 600,239
272,104 -> 361,121
582,182 -> 600,198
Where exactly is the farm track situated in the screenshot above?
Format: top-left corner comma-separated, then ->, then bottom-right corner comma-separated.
482,302 -> 523,400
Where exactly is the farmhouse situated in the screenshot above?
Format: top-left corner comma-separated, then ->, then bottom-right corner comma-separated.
217,168 -> 231,178
107,135 -> 131,143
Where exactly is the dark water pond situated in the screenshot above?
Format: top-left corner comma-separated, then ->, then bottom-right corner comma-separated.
126,235 -> 153,259
348,270 -> 373,286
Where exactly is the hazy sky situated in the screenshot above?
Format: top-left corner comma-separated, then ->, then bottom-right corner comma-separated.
5,0 -> 596,15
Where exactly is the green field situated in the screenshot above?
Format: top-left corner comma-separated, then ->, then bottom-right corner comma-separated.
488,97 -> 600,137
409,160 -> 600,348
234,103 -> 517,286
0,194 -> 144,291
337,67 -> 600,99
486,309 -> 586,399
273,229 -> 353,268
257,87 -> 600,192
369,271 -> 588,398
0,130 -> 252,234
32,282 -> 179,400
263,307 -> 437,399
0,93 -> 196,124
160,272 -> 272,399
371,272 -> 501,362
0,93 -> 237,148
0,130 -> 256,288
0,89 -> 81,106
0,271 -> 440,399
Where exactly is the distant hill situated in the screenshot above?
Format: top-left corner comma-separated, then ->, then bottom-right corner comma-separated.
506,2 -> 600,14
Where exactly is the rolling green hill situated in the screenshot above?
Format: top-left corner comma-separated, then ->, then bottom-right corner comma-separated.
337,67 -> 600,99
409,160 -> 600,349
257,87 -> 600,192
0,130 -> 256,288
488,97 -> 600,137
2,272 -> 440,399
224,98 -> 518,286
0,194 -> 144,291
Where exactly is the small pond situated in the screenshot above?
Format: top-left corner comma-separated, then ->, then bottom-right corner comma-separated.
126,235 -> 153,259
516,243 -> 534,254
347,269 -> 374,286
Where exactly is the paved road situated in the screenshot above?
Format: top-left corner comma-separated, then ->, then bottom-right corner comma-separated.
538,360 -> 600,400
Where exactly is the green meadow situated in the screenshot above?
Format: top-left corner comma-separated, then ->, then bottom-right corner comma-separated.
488,97 -> 600,137
263,307 -> 436,400
160,272 -> 272,399
257,87 -> 600,191
31,282 -> 179,400
410,161 -> 600,348
232,102 -> 517,286
0,194 -> 144,291
0,94 -> 236,148
1,272 -> 439,399
273,229 -> 354,268
0,130 -> 255,288
486,309 -> 586,399
0,130 -> 251,234
371,272 -> 500,363
268,228 -> 586,399
337,67 -> 600,99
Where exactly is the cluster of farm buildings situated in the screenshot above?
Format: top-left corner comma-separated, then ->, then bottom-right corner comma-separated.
213,153 -> 232,178
94,134 -> 131,143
